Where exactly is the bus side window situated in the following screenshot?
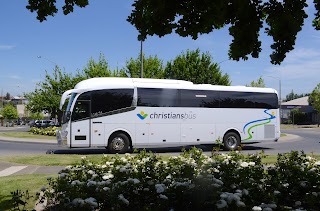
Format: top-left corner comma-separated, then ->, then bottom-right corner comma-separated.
71,101 -> 90,121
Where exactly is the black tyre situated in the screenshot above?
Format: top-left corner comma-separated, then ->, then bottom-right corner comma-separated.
223,132 -> 240,151
108,133 -> 130,154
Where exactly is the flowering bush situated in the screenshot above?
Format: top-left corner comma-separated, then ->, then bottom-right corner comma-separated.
30,126 -> 58,136
37,149 -> 320,211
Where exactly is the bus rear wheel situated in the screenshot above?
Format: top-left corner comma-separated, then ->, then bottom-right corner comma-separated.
108,133 -> 130,154
223,132 -> 240,151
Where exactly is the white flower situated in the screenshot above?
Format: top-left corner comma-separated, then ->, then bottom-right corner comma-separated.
159,194 -> 168,200
312,192 -> 318,196
88,170 -> 95,175
102,174 -> 114,180
72,198 -> 85,206
84,197 -> 98,207
143,188 -> 150,192
216,199 -> 227,209
295,201 -> 302,206
65,165 -> 72,170
252,206 -> 262,211
274,190 -> 280,195
87,181 -> 97,187
128,178 -> 140,184
240,162 -> 249,167
282,183 -> 289,188
243,189 -> 249,195
248,162 -> 255,166
155,184 -> 166,193
236,201 -> 245,207
220,193 -> 228,199
263,208 -> 272,211
59,173 -> 68,179
40,186 -> 47,191
118,194 -> 129,205
71,180 -> 81,186
315,161 -> 320,166
81,156 -> 86,159
120,167 -> 127,173
103,187 -> 110,191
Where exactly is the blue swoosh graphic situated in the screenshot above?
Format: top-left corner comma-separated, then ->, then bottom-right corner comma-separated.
243,109 -> 275,134
137,114 -> 145,120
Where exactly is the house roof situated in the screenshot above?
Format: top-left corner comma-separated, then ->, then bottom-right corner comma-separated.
281,96 -> 309,106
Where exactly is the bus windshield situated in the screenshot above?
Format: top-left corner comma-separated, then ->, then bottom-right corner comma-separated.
62,93 -> 77,124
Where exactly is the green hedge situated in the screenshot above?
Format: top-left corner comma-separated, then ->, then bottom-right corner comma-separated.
30,126 -> 58,136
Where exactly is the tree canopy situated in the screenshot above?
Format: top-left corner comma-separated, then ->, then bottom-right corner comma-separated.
2,104 -> 18,120
246,76 -> 266,88
309,83 -> 320,112
26,0 -> 320,65
124,54 -> 165,78
165,49 -> 231,85
284,90 -> 309,102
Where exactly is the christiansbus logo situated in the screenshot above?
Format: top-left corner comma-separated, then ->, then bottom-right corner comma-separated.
137,111 -> 196,120
137,111 -> 148,120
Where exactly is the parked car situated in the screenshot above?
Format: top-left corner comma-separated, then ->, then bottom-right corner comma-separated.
28,120 -> 38,127
35,120 -> 55,128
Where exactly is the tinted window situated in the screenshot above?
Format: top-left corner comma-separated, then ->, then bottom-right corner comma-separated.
180,89 -> 220,108
91,89 -> 133,116
220,91 -> 255,108
253,93 -> 278,109
137,88 -> 179,107
72,100 -> 90,121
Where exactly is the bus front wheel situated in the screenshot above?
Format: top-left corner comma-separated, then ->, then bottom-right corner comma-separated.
223,132 -> 240,151
108,133 -> 130,154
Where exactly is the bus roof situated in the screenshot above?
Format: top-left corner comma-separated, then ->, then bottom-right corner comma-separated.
73,77 -> 277,94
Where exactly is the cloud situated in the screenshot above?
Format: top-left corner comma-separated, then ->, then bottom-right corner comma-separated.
283,48 -> 320,63
0,45 -> 15,50
264,47 -> 320,95
9,75 -> 21,80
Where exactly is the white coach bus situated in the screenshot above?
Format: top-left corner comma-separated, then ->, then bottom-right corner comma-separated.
57,77 -> 280,153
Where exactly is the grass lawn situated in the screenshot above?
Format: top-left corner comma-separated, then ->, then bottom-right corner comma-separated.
0,174 -> 56,211
0,154 -> 106,166
2,153 -> 320,166
0,131 -> 55,140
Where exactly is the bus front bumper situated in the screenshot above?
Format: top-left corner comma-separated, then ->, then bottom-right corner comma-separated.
57,129 -> 67,146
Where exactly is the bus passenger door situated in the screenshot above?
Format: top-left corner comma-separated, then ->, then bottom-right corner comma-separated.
70,100 -> 91,147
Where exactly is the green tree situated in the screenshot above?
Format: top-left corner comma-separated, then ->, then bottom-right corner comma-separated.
284,90 -> 309,102
246,76 -> 266,87
309,83 -> 320,126
25,66 -> 80,120
165,49 -> 231,85
124,54 -> 165,78
25,54 -> 125,123
78,53 -> 127,80
28,111 -> 44,120
26,1 -> 320,65
2,104 -> 18,120
4,92 -> 11,100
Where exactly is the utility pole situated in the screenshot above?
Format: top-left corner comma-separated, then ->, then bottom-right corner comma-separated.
140,40 -> 143,78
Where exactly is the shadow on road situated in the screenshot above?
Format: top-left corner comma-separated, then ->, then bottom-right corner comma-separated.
47,143 -> 272,155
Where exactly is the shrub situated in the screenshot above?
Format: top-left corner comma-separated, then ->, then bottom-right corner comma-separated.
34,149 -> 320,211
30,126 -> 58,136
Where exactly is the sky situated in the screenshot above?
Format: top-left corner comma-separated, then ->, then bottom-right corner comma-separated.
1,0 -> 320,100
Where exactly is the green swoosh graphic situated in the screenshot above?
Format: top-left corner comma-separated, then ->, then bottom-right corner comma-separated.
244,119 -> 271,141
